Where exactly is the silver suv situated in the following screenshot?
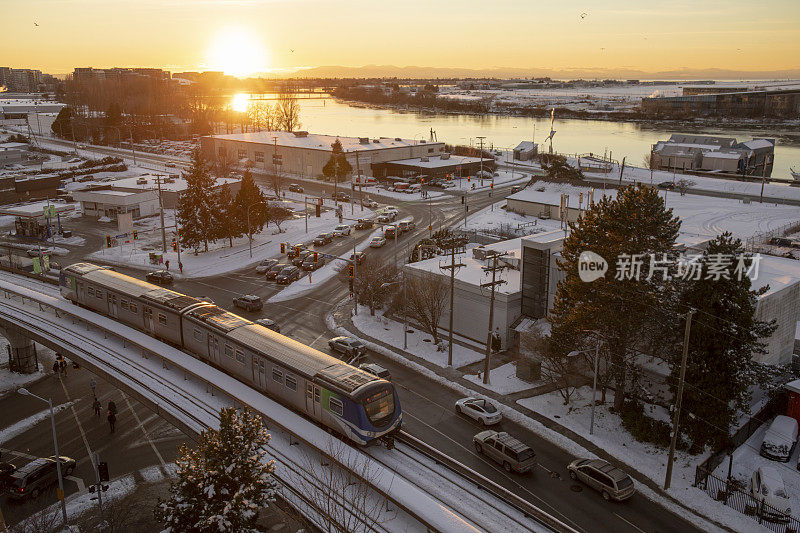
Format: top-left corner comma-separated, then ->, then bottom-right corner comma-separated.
473,431 -> 536,474
567,458 -> 635,501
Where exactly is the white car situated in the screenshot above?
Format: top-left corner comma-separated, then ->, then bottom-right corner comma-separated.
363,198 -> 379,208
761,415 -> 798,462
255,258 -> 280,274
377,212 -> 396,223
455,397 -> 502,425
441,181 -> 456,189
332,224 -> 351,237
369,236 -> 387,248
750,466 -> 792,522
384,206 -> 399,214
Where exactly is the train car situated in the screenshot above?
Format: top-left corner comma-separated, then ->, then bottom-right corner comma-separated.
59,262 -> 401,446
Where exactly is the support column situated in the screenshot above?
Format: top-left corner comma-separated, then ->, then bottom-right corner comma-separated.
0,324 -> 39,374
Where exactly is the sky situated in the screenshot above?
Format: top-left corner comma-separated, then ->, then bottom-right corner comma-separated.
2,0 -> 799,77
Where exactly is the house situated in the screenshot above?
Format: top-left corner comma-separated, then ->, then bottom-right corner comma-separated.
513,141 -> 538,161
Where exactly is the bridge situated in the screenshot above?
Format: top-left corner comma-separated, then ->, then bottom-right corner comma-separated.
0,270 -> 574,533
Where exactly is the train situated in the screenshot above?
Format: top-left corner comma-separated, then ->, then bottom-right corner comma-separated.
58,263 -> 402,446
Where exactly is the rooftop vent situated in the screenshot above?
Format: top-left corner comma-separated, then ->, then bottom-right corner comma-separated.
359,137 -> 370,144
373,139 -> 380,143
395,137 -> 402,141
292,131 -> 309,137
420,157 -> 429,162
440,153 -> 451,160
419,140 -> 427,143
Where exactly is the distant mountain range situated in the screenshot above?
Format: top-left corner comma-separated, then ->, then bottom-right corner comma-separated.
279,64 -> 800,80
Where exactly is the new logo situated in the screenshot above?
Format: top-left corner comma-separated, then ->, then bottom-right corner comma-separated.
578,251 -> 608,282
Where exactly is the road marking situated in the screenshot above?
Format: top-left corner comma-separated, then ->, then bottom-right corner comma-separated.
614,512 -> 647,533
308,332 -> 326,348
0,447 -> 37,460
66,475 -> 85,492
58,376 -> 94,461
121,392 -> 167,469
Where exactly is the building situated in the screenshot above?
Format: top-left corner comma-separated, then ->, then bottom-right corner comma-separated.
0,174 -> 61,205
0,201 -> 75,239
641,87 -> 800,118
0,68 -> 43,92
72,67 -> 171,84
371,153 -> 492,180
0,142 -> 28,166
650,134 -> 775,176
72,187 -> 159,220
513,141 -> 539,161
106,174 -> 241,209
200,131 -> 447,180
0,101 -> 65,120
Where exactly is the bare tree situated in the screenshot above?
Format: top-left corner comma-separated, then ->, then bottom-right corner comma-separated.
13,503 -> 62,533
519,321 -> 579,405
277,82 -> 302,132
269,205 -> 293,233
337,255 -> 397,315
294,439 -> 390,533
676,178 -> 695,196
400,272 -> 448,344
214,145 -> 238,179
642,151 -> 656,183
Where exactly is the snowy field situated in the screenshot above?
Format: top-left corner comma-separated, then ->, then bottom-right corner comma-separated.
461,199 -> 564,235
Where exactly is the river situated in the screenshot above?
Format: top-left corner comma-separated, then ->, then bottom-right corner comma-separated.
235,94 -> 800,180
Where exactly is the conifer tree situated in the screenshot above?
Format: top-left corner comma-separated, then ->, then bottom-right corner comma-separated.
214,185 -> 242,247
177,149 -> 218,252
234,167 -> 268,243
322,139 -> 352,183
155,408 -> 277,532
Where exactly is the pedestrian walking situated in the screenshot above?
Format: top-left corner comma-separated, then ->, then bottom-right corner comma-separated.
178,261 -> 183,274
52,361 -> 59,376
90,378 -> 96,396
107,410 -> 116,433
92,397 -> 101,418
59,360 -> 67,376
107,399 -> 117,416
165,259 -> 170,270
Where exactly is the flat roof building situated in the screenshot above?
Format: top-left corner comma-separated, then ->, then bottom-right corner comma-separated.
72,187 -> 159,220
372,154 -> 492,179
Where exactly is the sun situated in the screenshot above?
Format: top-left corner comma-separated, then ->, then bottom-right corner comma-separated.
206,27 -> 269,78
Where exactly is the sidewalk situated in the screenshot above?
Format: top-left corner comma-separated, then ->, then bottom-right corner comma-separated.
329,300 -> 738,533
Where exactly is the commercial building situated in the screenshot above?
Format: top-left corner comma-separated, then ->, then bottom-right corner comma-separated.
372,153 -> 492,180
72,67 -> 171,83
107,174 -> 241,209
650,134 -> 775,176
0,201 -> 75,239
72,187 -> 159,220
200,131 -> 447,180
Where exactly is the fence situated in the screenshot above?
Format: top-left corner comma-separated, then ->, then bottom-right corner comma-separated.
745,220 -> 800,250
696,466 -> 799,533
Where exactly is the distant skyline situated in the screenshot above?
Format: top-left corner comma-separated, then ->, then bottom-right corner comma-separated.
3,0 -> 799,78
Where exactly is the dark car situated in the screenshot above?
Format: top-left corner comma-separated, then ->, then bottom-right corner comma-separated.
313,233 -> 333,246
287,244 -> 306,258
276,266 -> 301,285
233,294 -> 263,312
350,251 -> 366,264
354,219 -> 373,230
7,456 -> 76,501
332,192 -> 350,202
265,263 -> 288,280
254,318 -> 280,332
288,183 -> 304,193
657,181 -> 676,190
328,336 -> 367,359
358,362 -> 391,381
291,250 -> 314,267
769,237 -> 794,247
0,462 -> 17,489
302,254 -> 326,271
146,270 -> 173,285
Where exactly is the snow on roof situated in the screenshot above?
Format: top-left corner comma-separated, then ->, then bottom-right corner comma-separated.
0,201 -> 75,218
786,379 -> 800,394
741,139 -> 775,150
750,254 -> 800,297
514,141 -> 538,151
110,174 -> 239,193
387,154 -> 487,169
703,151 -> 743,160
0,142 -> 29,150
208,131 -> 444,153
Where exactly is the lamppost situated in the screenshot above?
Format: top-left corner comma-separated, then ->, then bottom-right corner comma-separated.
17,387 -> 68,525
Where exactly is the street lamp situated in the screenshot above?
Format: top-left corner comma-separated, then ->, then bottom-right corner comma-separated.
17,387 -> 68,525
381,275 -> 408,350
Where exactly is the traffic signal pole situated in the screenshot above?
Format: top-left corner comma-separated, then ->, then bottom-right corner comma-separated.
154,174 -> 167,253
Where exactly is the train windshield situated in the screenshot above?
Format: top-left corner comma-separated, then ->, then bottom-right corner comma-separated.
362,385 -> 395,426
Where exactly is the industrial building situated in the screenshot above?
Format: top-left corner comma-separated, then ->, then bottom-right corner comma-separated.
372,153 -> 492,180
641,87 -> 800,118
650,134 -> 775,176
200,131 -> 447,180
72,187 -> 160,220
513,141 -> 539,161
107,174 -> 241,209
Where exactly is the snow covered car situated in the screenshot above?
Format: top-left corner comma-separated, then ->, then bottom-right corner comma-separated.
254,318 -> 280,333
255,258 -> 279,274
760,415 -> 798,462
456,397 -> 502,425
750,466 -> 792,522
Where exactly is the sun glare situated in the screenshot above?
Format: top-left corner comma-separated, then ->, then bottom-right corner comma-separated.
232,93 -> 249,112
206,27 -> 269,78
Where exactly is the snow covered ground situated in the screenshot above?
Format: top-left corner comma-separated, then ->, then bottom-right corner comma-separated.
461,199 -> 564,235
464,362 -> 538,394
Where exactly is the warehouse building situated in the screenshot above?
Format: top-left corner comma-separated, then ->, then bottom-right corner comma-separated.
200,131 -> 446,180
650,134 -> 775,176
371,153 -> 492,180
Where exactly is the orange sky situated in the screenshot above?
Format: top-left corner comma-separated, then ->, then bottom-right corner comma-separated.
3,0 -> 799,76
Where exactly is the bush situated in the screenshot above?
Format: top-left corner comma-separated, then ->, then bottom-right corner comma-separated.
619,399 -> 688,450
6,134 -> 29,144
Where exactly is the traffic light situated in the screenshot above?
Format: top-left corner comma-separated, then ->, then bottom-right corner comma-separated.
132,230 -> 138,240
106,235 -> 112,248
490,182 -> 494,189
348,265 -> 355,278
294,246 -> 301,257
280,243 -> 286,254
172,240 -> 177,252
315,204 -> 321,217
313,252 -> 319,262
98,461 -> 109,482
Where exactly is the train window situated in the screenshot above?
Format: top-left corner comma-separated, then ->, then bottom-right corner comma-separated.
314,388 -> 320,403
235,350 -> 245,364
286,376 -> 297,391
193,328 -> 202,341
225,344 -> 233,358
87,287 -> 94,296
96,289 -> 103,299
306,384 -> 313,399
121,299 -> 129,310
158,313 -> 167,325
329,398 -> 343,417
272,368 -> 283,382
130,303 -> 137,313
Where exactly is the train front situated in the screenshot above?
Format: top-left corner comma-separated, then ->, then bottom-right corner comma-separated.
355,380 -> 402,448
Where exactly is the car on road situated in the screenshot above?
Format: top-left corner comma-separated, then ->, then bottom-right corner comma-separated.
455,397 -> 502,425
77,144 -> 88,149
328,336 -> 367,359
354,219 -> 373,230
288,183 -> 304,193
350,251 -> 366,264
384,205 -> 399,214
276,266 -> 301,285
287,244 -> 307,258
331,192 -> 350,202
0,462 -> 17,489
377,212 -> 396,223
302,254 -> 326,271
146,270 -> 173,285
313,233 -> 333,246
384,225 -> 397,239
265,263 -> 288,280
359,362 -> 391,381
7,456 -> 76,501
363,198 -> 379,208
332,224 -> 352,237
165,161 -> 177,167
255,258 -> 280,273
657,181 -> 676,190
77,174 -> 95,182
369,236 -> 386,248
291,250 -> 314,267
254,318 -> 280,332
750,466 -> 792,522
233,294 -> 263,312
397,220 -> 415,234
567,458 -> 636,502
473,431 -> 536,474
510,185 -> 524,194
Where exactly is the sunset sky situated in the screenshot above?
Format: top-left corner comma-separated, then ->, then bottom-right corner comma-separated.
3,0 -> 799,77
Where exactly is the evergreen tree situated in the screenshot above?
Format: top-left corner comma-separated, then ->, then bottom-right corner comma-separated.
177,150 -> 218,252
234,168 -> 269,241
155,408 -> 277,532
322,139 -> 352,184
550,184 -> 681,410
214,185 -> 242,247
51,106 -> 74,139
670,233 -> 777,452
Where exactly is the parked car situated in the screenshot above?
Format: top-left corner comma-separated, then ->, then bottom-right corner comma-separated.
760,415 -> 799,462
384,225 -> 397,239
302,254 -> 326,271
476,170 -> 494,179
233,294 -> 263,312
255,258 -> 280,273
392,182 -> 410,193
332,224 -> 351,237
146,270 -> 173,285
77,174 -> 94,182
354,219 -> 373,230
657,181 -> 676,190
397,220 -> 415,233
7,456 -> 76,501
567,458 -> 636,501
276,266 -> 301,285
377,212 -> 396,223
750,466 -> 792,522
0,462 -> 17,489
328,336 -> 367,359
313,233 -> 333,246
350,251 -> 366,264
359,362 -> 391,381
265,263 -> 288,280
369,236 -> 386,248
292,250 -> 314,267
332,192 -> 350,202
769,237 -> 796,248
455,397 -> 502,425
254,318 -> 280,332
288,183 -> 304,193
473,431 -> 536,474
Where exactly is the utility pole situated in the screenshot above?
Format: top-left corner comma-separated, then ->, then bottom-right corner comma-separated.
356,152 -> 363,211
174,215 -> 182,269
154,174 -> 167,253
439,244 -> 465,367
480,252 -> 506,384
760,155 -> 770,203
477,136 -> 486,186
664,309 -> 694,490
618,156 -> 626,186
